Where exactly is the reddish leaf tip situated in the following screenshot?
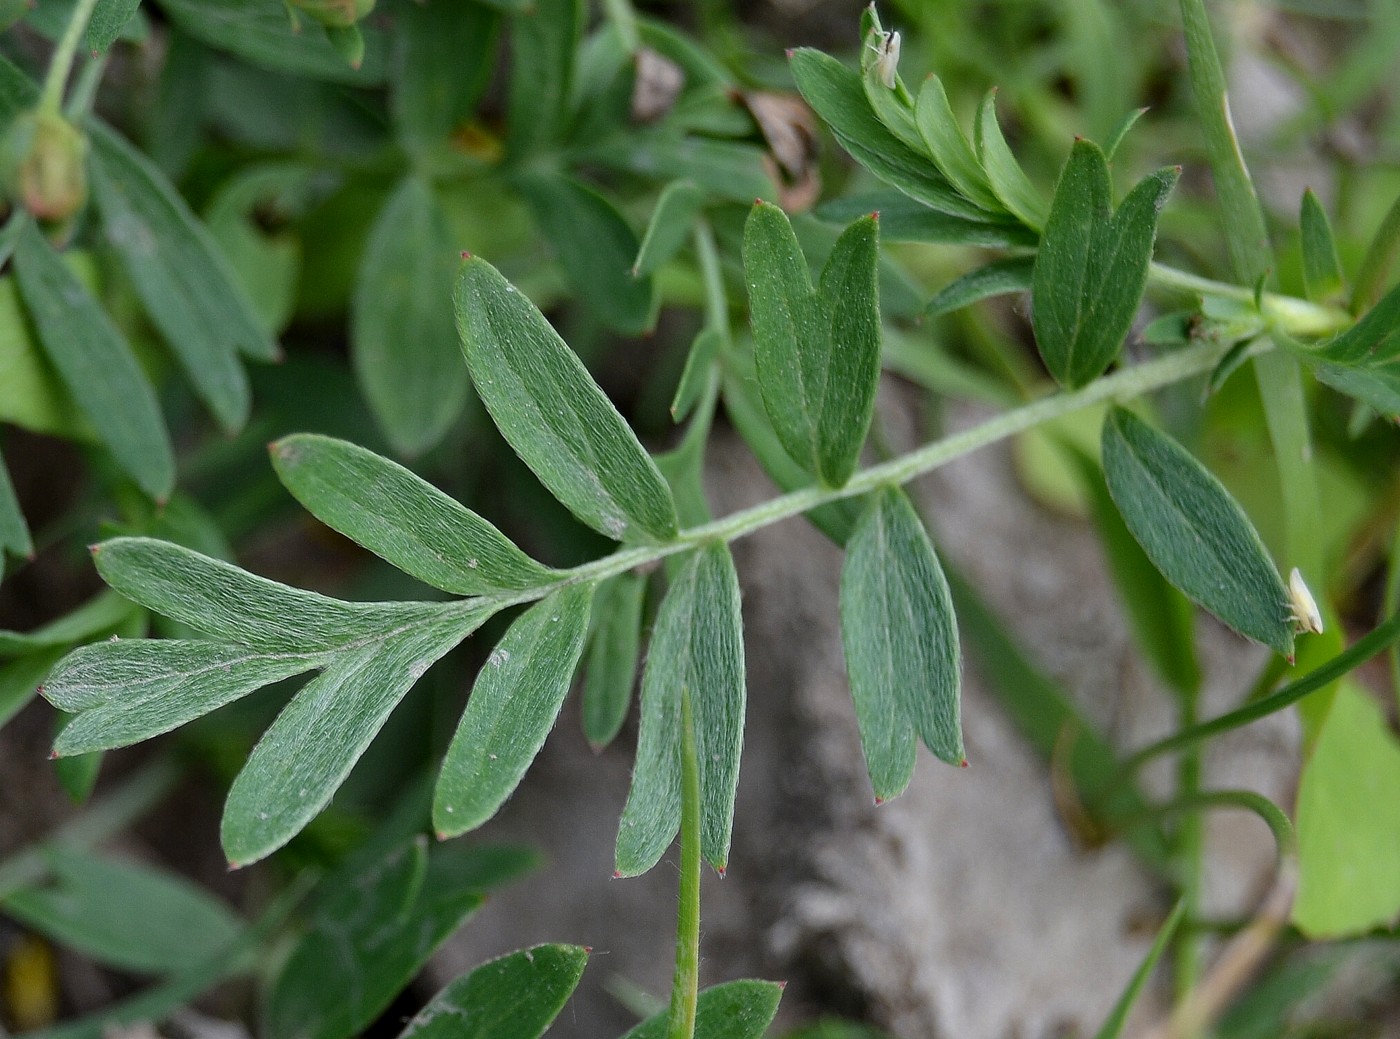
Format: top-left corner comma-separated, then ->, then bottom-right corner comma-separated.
48,749 -> 59,760
583,946 -> 593,955
87,543 -> 101,555
873,796 -> 885,806
612,870 -> 624,879
776,980 -> 789,990
460,250 -> 473,260
716,865 -> 727,878
784,48 -> 795,58
435,830 -> 451,842
227,860 -> 244,872
959,758 -> 970,769
870,210 -> 880,221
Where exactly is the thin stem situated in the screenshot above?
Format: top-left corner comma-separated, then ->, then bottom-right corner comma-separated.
1172,694 -> 1204,1002
666,689 -> 702,1039
1147,263 -> 1350,339
1255,348 -> 1323,582
39,0 -> 103,114
64,50 -> 108,120
694,219 -> 729,343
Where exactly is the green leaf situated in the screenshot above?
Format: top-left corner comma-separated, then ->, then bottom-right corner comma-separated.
12,221 -> 175,501
0,451 -> 31,566
88,121 -> 271,426
814,192 -> 1034,248
434,584 -> 593,837
1091,900 -> 1186,1039
583,133 -> 773,207
1102,107 -> 1148,163
742,203 -> 880,488
0,652 -> 60,731
87,0 -> 143,52
391,0 -> 497,150
1032,141 -> 1178,388
619,979 -> 783,1039
45,639 -> 322,756
616,543 -> 744,876
1310,359 -> 1400,418
0,268 -> 82,439
155,0 -> 385,84
1101,407 -> 1293,656
633,180 -> 704,277
519,173 -> 655,335
271,434 -> 554,595
505,0 -> 581,157
974,89 -> 1047,230
581,570 -> 646,749
1292,682 -> 1400,937
91,537 -> 454,653
1311,279 -> 1400,365
925,256 -> 1034,318
1,847 -> 241,975
265,840 -> 524,1039
352,177 -> 471,456
840,487 -> 963,802
914,75 -> 1004,213
671,327 -> 722,423
223,609 -> 490,866
454,255 -> 678,544
1299,188 -> 1344,303
788,48 -> 984,221
398,945 -> 588,1039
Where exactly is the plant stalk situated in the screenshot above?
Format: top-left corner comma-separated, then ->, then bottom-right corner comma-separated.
666,689 -> 702,1039
40,0 -> 103,115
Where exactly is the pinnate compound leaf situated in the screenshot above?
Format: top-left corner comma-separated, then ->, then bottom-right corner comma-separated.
1,848 -> 241,975
519,173 -> 655,335
265,839 -> 531,1039
397,945 -> 588,1039
272,434 -> 554,595
634,180 -> 704,277
974,90 -> 1047,230
1299,189 -> 1344,303
434,585 -> 593,837
840,487 -> 962,802
788,48 -> 984,221
223,607 -> 491,867
1293,682 -> 1400,937
89,121 -> 278,368
454,256 -> 678,544
12,221 -> 174,501
352,177 -> 470,456
45,640 -> 323,756
616,543 -> 745,876
581,571 -> 646,749
925,256 -> 1034,318
742,202 -> 880,488
91,537 -> 451,652
1032,141 -> 1178,388
1101,408 -> 1292,656
619,980 -> 783,1039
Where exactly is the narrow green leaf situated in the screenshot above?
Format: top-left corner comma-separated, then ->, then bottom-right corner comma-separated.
974,90 -> 1047,230
815,192 -> 1035,248
271,434 -> 554,595
1102,107 -> 1148,163
1311,279 -> 1400,365
0,267 -> 82,439
505,0 -> 581,157
45,639 -> 323,756
352,178 -> 471,456
1091,900 -> 1186,1039
1351,191 -> 1400,314
840,487 -> 962,802
156,0 -> 385,84
914,76 -> 1004,213
925,256 -> 1034,318
1293,683 -> 1400,936
0,451 -> 32,565
89,121 -> 278,369
87,0 -> 143,53
1,848 -> 241,976
583,133 -> 773,206
0,652 -> 59,731
223,609 -> 490,866
788,48 -> 985,221
743,203 -> 880,487
1101,408 -> 1293,656
434,584 -> 593,837
12,221 -> 175,501
581,571 -> 646,749
398,945 -> 589,1039
1299,189 -> 1344,303
671,327 -> 722,423
454,256 -> 678,544
392,0 -> 496,149
265,840 -> 518,1039
91,537 -> 453,653
1310,359 -> 1400,418
519,173 -> 655,335
1032,142 -> 1178,388
633,180 -> 704,277
616,543 -> 745,876
619,980 -> 783,1039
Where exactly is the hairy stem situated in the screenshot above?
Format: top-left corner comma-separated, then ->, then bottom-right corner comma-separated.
40,0 -> 103,114
666,689 -> 702,1039
1147,263 -> 1350,338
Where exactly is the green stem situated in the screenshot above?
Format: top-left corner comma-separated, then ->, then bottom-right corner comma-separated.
1147,263 -> 1350,339
39,0 -> 103,115
602,0 -> 642,54
1159,790 -> 1297,863
1123,608 -> 1400,771
694,219 -> 729,343
666,689 -> 702,1039
1254,349 -> 1323,581
1173,695 -> 1204,1002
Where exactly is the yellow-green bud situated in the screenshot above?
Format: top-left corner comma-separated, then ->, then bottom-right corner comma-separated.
0,110 -> 88,223
288,0 -> 375,29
